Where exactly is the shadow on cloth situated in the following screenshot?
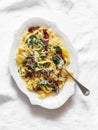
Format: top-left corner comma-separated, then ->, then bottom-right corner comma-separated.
0,94 -> 14,105
0,0 -> 48,12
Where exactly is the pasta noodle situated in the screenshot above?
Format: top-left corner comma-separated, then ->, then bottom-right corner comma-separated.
16,26 -> 71,98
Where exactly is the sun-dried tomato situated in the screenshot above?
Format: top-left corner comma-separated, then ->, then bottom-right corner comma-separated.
43,29 -> 49,45
34,86 -> 41,91
28,26 -> 40,32
25,72 -> 32,78
26,59 -> 34,66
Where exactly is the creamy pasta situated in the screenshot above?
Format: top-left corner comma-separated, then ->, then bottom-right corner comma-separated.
16,26 -> 71,98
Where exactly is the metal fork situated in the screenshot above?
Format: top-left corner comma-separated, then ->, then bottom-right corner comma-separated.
56,54 -> 90,96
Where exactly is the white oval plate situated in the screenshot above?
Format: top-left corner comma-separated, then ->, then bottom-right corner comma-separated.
9,17 -> 78,109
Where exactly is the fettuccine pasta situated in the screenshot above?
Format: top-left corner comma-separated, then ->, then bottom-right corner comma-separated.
16,26 -> 71,98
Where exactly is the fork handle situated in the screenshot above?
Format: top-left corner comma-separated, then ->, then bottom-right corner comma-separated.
63,67 -> 90,96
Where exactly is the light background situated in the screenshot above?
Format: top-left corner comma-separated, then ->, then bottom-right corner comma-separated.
0,0 -> 98,130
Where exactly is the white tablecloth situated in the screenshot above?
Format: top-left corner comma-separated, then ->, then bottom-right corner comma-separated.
0,0 -> 98,129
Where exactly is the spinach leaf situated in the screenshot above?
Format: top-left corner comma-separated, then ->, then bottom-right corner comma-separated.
51,84 -> 57,92
38,80 -> 50,86
29,62 -> 37,70
38,80 -> 58,93
26,35 -> 45,47
22,59 -> 28,64
39,52 -> 46,59
26,54 -> 34,59
53,46 -> 61,52
52,54 -> 60,65
22,54 -> 34,64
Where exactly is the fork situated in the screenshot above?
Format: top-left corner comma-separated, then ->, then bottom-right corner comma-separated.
56,54 -> 90,96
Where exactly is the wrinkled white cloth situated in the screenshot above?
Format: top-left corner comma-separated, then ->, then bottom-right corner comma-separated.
0,0 -> 98,130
